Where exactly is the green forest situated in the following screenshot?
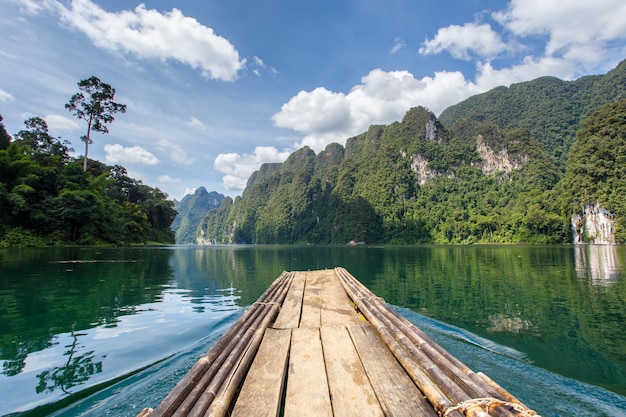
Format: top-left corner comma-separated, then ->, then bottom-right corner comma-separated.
3,60 -> 626,247
0,77 -> 176,247
198,60 -> 626,245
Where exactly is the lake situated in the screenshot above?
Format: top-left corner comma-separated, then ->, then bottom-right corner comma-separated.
1,245 -> 625,417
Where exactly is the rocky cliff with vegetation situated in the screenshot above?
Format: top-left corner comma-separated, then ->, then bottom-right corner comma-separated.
171,187 -> 224,244
198,60 -> 626,245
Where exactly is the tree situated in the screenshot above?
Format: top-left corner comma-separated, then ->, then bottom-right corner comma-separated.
65,76 -> 126,171
14,117 -> 72,163
0,115 -> 11,150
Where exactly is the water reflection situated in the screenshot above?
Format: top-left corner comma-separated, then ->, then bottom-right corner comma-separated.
36,325 -> 103,395
575,245 -> 622,286
0,247 -> 246,416
2,245 -> 626,416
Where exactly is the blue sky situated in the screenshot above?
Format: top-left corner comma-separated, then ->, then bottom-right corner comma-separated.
1,0 -> 625,200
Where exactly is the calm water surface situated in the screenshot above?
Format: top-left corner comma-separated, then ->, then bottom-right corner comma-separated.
1,245 -> 625,417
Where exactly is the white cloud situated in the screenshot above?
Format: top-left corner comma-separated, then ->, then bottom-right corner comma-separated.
157,175 -> 181,184
419,22 -> 508,60
493,0 -> 626,59
475,56 -> 576,89
181,187 -> 196,198
157,139 -> 195,165
44,113 -> 79,133
16,0 -> 54,15
253,56 -> 265,68
52,0 -> 245,81
272,68 -> 482,152
251,55 -> 278,77
104,144 -> 160,165
214,146 -> 292,191
0,89 -> 14,103
273,87 -> 352,135
391,38 -> 406,54
187,116 -> 206,129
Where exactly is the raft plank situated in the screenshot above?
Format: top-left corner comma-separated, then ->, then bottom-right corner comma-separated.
230,328 -> 291,417
319,270 -> 362,326
349,324 -> 438,417
300,272 -> 322,327
284,327 -> 333,417
273,272 -> 306,329
320,326 -> 385,417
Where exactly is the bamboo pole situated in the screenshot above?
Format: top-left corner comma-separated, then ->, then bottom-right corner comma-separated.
151,303 -> 266,417
374,297 -> 494,398
174,303 -> 276,416
476,373 -> 538,415
146,272 -> 293,417
336,268 -> 526,417
187,305 -> 280,417
373,303 -> 524,417
336,268 -> 464,417
203,326 -> 269,417
186,275 -> 292,416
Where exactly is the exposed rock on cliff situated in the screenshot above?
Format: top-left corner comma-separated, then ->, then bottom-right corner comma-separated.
571,203 -> 616,244
473,134 -> 527,175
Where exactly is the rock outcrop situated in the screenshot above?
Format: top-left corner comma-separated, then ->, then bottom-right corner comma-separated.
571,203 -> 616,244
473,135 -> 527,175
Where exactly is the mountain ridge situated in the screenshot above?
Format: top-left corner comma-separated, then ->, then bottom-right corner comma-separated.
197,59 -> 626,245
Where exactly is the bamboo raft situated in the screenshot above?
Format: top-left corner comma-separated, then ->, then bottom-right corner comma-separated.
138,268 -> 540,417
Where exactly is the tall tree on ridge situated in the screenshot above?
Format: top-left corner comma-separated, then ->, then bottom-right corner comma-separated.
65,76 -> 126,171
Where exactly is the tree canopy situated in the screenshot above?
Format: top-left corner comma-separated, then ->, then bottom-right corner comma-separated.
65,76 -> 126,171
0,114 -> 175,247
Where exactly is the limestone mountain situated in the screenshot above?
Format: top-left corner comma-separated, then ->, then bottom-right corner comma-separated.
171,187 -> 225,244
198,59 -> 626,245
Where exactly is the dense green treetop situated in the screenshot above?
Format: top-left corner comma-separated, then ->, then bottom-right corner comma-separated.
0,115 -> 176,247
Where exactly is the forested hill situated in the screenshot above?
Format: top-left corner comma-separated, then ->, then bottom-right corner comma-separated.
198,59 -> 626,245
171,187 -> 224,244
0,116 -> 176,247
439,59 -> 626,162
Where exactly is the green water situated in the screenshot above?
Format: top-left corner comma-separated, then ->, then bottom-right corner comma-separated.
1,245 -> 625,417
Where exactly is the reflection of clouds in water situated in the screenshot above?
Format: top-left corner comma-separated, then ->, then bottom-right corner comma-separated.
575,245 -> 621,286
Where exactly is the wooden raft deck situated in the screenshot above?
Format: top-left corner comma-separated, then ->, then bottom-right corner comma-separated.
139,268 -> 539,417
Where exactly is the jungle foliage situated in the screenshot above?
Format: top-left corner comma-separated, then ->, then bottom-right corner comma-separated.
561,99 -> 626,242
199,60 -> 626,245
0,116 -> 176,247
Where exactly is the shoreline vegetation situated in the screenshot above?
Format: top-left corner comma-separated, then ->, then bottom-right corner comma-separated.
3,60 -> 626,247
0,76 -> 176,248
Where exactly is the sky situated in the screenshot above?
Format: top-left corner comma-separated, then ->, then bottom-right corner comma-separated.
1,0 -> 625,200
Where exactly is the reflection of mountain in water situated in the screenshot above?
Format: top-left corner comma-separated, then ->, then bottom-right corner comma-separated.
575,245 -> 621,286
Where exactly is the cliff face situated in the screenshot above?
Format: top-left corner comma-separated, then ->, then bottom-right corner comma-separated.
171,187 -> 225,244
571,203 -> 616,244
197,61 -> 626,245
473,134 -> 527,175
